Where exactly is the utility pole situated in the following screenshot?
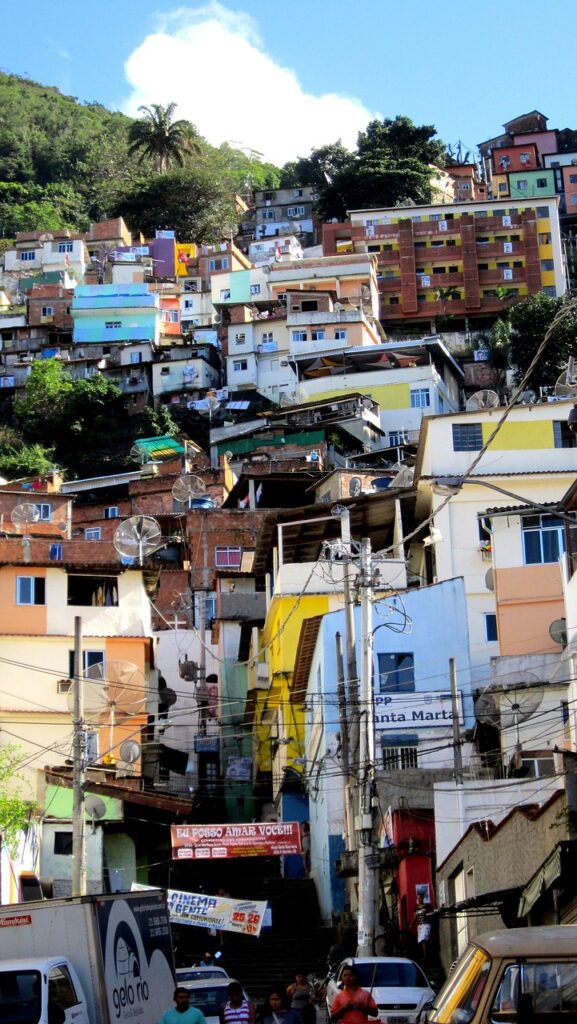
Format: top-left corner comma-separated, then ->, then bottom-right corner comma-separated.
450,657 -> 463,784
336,632 -> 355,853
357,537 -> 377,955
72,615 -> 86,896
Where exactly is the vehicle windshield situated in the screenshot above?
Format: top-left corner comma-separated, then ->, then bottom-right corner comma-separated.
178,970 -> 226,981
427,946 -> 491,1024
187,984 -> 231,1016
0,969 -> 42,1024
351,963 -> 429,988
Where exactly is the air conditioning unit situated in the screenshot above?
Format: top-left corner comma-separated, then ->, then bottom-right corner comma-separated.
57,679 -> 72,694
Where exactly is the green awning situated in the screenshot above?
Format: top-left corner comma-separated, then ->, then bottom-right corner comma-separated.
133,435 -> 184,461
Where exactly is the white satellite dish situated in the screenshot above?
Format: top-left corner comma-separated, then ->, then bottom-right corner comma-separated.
349,477 -> 362,497
196,395 -> 222,421
130,442 -> 153,465
518,389 -> 537,405
113,515 -> 162,563
172,474 -> 206,504
119,739 -> 141,763
11,503 -> 40,528
84,794 -> 106,832
554,358 -> 577,400
466,390 -> 500,411
68,660 -> 148,756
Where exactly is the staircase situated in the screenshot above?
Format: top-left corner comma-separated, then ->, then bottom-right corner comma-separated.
223,878 -> 333,1000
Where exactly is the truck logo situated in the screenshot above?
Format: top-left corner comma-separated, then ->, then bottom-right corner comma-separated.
111,920 -> 149,1018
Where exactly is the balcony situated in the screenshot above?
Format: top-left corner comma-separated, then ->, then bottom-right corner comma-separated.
287,309 -> 367,326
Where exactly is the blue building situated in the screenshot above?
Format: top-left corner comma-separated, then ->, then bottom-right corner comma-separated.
72,283 -> 160,345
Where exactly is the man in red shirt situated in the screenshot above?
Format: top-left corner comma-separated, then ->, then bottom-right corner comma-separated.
330,967 -> 379,1024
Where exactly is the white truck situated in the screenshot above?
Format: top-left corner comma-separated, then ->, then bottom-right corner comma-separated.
0,890 -> 176,1024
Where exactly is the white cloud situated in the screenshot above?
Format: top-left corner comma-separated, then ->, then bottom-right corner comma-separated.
122,2 -> 374,165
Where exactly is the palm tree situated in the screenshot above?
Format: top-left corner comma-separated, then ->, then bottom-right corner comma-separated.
127,103 -> 201,173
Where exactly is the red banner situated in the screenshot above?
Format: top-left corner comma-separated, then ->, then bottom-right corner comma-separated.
171,822 -> 302,860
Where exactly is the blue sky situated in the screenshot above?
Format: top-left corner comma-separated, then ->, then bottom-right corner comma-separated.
2,0 -> 576,165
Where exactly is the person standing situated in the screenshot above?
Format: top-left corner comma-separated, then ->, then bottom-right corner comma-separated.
411,892 -> 432,962
219,981 -> 256,1024
161,988 -> 208,1024
287,971 -> 316,1024
259,986 -> 303,1024
329,967 -> 378,1024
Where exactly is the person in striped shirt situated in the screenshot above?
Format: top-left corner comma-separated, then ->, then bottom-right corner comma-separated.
219,981 -> 256,1024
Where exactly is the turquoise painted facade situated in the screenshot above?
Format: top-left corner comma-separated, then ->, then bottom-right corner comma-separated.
72,283 -> 160,344
508,169 -> 556,199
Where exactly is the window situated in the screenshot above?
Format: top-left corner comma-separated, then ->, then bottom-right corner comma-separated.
205,595 -> 217,622
232,359 -> 248,372
570,174 -> 577,185
48,964 -> 80,1013
293,189 -> 303,197
292,330 -> 307,342
104,506 -> 119,519
491,962 -> 577,1020
571,196 -> 577,206
262,210 -> 275,220
554,421 -> 577,449
220,289 -> 231,301
85,527 -> 101,540
334,329 -> 347,341
541,259 -> 554,271
287,206 -> 305,217
410,388 -> 430,409
516,179 -> 528,191
35,503 -> 52,521
536,206 -> 550,217
68,650 -> 104,678
41,306 -> 54,317
383,745 -> 419,770
208,257 -> 229,271
389,430 -> 409,446
67,575 -> 119,606
389,297 -> 399,305
16,576 -> 45,605
105,321 -> 121,329
215,546 -> 241,568
536,178 -> 548,188
58,242 -> 74,253
20,250 -> 36,261
523,513 -> 566,565
377,653 -> 415,694
485,613 -> 498,642
452,423 -> 483,451
311,330 -> 325,341
235,332 -> 246,344
250,284 -> 261,295
160,309 -> 179,322
498,183 -> 508,193
301,299 -> 318,312
54,832 -> 73,855
543,285 -> 557,296
262,330 -> 274,343
160,366 -> 170,375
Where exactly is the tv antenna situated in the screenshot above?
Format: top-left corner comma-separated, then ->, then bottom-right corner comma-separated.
69,660 -> 148,758
554,358 -> 577,400
130,442 -> 154,465
465,389 -> 500,411
113,515 -> 162,564
11,502 -> 41,563
172,474 -> 206,505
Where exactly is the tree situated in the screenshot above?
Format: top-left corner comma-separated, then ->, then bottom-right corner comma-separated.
116,167 -> 238,242
279,141 -> 355,191
0,745 -> 35,855
0,426 -> 54,479
127,103 -> 201,174
508,293 -> 577,391
15,359 -> 73,438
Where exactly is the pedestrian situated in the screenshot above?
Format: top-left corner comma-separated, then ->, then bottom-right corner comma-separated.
299,822 -> 311,876
329,967 -> 378,1024
287,971 -> 316,1024
161,988 -> 208,1024
411,892 -> 432,962
259,986 -> 303,1024
200,951 -> 215,966
219,981 -> 256,1024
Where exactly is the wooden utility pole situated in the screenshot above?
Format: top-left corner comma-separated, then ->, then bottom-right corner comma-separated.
72,615 -> 86,895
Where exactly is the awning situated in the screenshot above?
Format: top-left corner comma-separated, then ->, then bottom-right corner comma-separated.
435,886 -> 523,920
518,840 -> 577,917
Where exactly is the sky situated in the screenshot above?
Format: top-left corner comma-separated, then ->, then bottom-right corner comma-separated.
1,0 -> 576,166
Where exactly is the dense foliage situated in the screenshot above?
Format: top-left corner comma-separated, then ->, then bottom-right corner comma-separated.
508,293 -> 577,391
0,746 -> 35,855
0,72 -> 280,239
1,360 -> 177,479
280,116 -> 447,219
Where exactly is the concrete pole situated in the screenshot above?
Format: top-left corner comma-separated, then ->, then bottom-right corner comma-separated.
340,509 -> 359,768
450,657 -> 463,785
72,615 -> 86,896
357,538 -> 377,955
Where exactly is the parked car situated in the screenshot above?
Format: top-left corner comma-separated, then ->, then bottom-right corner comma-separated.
326,957 -> 434,1024
178,978 -> 249,1024
176,966 -> 230,983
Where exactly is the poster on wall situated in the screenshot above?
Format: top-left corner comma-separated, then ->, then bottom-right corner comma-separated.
132,884 -> 267,936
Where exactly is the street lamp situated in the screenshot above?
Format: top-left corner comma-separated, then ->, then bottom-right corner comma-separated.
432,476 -> 577,525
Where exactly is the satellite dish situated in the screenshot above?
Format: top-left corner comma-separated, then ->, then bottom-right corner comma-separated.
495,671 -> 544,751
349,477 -> 362,497
484,568 -> 495,592
84,795 -> 106,821
549,617 -> 568,646
38,233 -> 54,243
196,395 -> 222,421
113,515 -> 162,563
172,474 -> 206,504
466,390 -> 500,411
474,691 -> 500,728
68,660 -> 148,757
11,503 -> 40,528
279,385 -> 307,408
130,443 -> 153,465
119,739 -> 141,764
518,389 -> 537,405
554,358 -> 577,400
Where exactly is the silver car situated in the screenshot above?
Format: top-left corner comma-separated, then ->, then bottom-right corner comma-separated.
326,957 -> 434,1024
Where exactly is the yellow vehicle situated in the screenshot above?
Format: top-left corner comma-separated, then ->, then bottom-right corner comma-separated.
425,927 -> 577,1023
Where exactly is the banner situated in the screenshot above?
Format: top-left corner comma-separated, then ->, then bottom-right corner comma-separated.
132,885 -> 267,937
171,822 -> 302,860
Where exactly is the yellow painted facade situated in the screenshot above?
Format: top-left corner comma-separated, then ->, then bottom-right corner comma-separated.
175,243 -> 197,276
482,419 -> 555,450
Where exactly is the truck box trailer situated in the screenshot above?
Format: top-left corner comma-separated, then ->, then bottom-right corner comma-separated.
0,889 -> 175,1024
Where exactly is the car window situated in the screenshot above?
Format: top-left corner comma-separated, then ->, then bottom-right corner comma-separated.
353,963 -> 430,989
178,970 -> 226,981
491,961 -> 577,1021
187,985 -> 231,1015
0,969 -> 41,1024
